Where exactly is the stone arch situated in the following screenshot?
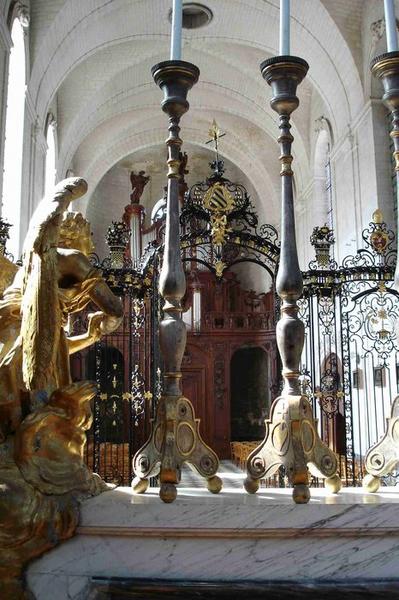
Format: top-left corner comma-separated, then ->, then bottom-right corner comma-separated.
28,0 -> 363,139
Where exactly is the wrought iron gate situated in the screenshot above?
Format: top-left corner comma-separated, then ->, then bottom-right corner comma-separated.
67,188 -> 399,489
300,213 -> 399,486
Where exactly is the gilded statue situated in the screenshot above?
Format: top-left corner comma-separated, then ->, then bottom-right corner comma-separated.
0,179 -> 123,439
0,177 -> 124,598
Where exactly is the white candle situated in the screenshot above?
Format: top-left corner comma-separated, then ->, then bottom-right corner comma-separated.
384,0 -> 398,52
279,0 -> 290,55
170,0 -> 183,60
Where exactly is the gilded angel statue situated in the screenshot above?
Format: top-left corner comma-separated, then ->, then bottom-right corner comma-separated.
0,177 -> 123,439
0,177 -> 125,597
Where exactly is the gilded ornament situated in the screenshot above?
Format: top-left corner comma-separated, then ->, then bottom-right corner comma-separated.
370,228 -> 389,254
214,260 -> 226,278
203,182 -> 234,213
372,208 -> 384,224
210,213 -> 231,245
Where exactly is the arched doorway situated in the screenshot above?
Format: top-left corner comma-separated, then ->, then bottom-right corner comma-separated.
230,347 -> 269,442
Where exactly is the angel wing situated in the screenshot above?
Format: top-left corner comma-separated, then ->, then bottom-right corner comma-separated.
21,177 -> 88,391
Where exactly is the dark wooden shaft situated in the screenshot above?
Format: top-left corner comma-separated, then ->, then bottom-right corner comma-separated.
277,114 -> 304,395
391,108 -> 399,289
151,60 -> 200,397
261,56 -> 309,396
159,115 -> 187,396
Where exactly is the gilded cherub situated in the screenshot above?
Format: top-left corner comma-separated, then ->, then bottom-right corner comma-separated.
14,380 -> 105,496
0,177 -> 123,439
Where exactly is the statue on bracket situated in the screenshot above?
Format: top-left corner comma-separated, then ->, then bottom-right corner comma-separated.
130,170 -> 150,205
0,177 -> 123,598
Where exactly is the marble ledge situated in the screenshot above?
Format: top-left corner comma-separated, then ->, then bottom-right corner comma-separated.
78,484 -> 399,532
26,486 -> 399,599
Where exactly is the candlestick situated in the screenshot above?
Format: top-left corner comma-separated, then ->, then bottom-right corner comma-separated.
132,60 -> 222,503
384,0 -> 398,52
279,0 -> 290,56
243,56 -> 341,504
170,0 -> 183,61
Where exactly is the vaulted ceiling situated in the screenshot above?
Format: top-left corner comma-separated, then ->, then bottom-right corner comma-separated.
4,0 -> 390,251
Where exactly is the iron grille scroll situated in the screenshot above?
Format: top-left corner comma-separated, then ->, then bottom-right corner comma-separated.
179,159 -> 280,279
69,248 -> 156,486
300,213 -> 399,486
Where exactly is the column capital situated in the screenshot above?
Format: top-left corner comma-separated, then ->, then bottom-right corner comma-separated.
127,203 -> 145,216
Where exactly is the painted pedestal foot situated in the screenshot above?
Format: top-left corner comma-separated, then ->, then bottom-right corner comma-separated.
363,395 -> 399,493
245,395 -> 340,504
132,477 -> 149,494
132,395 -> 222,503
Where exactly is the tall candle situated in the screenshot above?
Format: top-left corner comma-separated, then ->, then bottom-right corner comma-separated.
170,0 -> 183,60
279,0 -> 290,55
384,0 -> 398,52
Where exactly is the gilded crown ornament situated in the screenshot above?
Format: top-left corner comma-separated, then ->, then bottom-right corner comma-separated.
310,225 -> 335,268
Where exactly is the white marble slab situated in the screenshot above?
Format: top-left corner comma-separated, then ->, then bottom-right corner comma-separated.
27,485 -> 399,600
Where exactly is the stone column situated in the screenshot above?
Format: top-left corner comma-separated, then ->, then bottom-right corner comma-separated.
0,15 -> 12,214
120,203 -> 144,265
19,90 -> 47,251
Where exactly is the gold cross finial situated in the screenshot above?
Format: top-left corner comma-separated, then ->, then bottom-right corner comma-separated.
206,119 -> 226,161
208,119 -> 221,142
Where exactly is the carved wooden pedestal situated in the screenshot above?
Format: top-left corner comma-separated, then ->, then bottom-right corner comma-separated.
133,395 -> 221,502
244,395 -> 340,503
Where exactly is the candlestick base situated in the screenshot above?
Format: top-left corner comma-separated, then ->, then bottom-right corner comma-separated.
244,395 -> 340,504
132,395 -> 222,502
362,395 -> 399,493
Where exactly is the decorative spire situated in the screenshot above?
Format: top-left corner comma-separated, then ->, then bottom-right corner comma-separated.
105,221 -> 130,268
310,225 -> 335,268
206,119 -> 226,173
